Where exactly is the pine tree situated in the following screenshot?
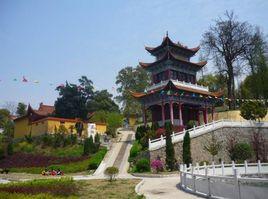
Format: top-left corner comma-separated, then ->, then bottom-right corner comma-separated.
183,132 -> 192,166
165,122 -> 175,171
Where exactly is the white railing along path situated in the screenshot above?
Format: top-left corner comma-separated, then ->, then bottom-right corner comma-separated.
149,119 -> 268,151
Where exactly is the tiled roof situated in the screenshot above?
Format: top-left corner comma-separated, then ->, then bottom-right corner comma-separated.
139,50 -> 207,69
145,36 -> 200,54
130,81 -> 223,98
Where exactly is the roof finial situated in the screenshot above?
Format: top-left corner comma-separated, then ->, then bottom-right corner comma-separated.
166,31 -> 168,37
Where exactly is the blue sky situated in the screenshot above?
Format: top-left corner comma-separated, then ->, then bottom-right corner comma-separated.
0,0 -> 268,109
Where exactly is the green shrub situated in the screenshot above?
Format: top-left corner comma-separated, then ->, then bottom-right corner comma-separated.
183,132 -> 192,166
88,148 -> 107,170
129,141 -> 142,160
17,141 -> 35,153
136,158 -> 150,172
165,122 -> 175,171
104,166 -> 119,181
7,142 -> 13,156
233,142 -> 253,162
84,136 -> 97,155
24,133 -> 33,143
70,134 -> 77,145
240,101 -> 267,121
41,134 -> 53,147
186,120 -> 198,130
53,133 -> 64,148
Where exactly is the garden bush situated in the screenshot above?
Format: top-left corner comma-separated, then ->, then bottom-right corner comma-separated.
88,148 -> 107,170
41,134 -> 54,147
233,142 -> 253,162
104,166 -> 119,181
129,141 -> 142,160
151,159 -> 163,173
53,133 -> 65,148
84,136 -> 97,155
16,141 -> 35,153
186,120 -> 198,130
136,158 -> 150,172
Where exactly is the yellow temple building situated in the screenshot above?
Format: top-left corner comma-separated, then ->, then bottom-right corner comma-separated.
14,103 -> 107,138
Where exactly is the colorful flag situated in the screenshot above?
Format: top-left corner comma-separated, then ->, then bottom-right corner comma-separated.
22,76 -> 28,82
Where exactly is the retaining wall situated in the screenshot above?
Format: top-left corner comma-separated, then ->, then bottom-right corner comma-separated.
150,127 -> 268,165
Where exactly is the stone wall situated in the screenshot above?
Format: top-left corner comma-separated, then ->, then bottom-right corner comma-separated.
150,127 -> 268,165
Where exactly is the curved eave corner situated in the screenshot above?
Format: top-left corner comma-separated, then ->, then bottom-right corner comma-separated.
129,90 -> 146,98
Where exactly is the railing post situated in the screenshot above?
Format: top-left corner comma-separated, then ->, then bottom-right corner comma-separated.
232,161 -> 235,175
212,161 -> 215,175
193,125 -> 196,134
160,135 -> 163,147
191,166 -> 196,193
148,138 -> 151,149
180,164 -> 184,186
189,163 -> 192,171
221,161 -> 225,176
244,160 -> 248,175
205,167 -> 211,197
196,162 -> 200,174
234,169 -> 241,199
257,160 -> 261,175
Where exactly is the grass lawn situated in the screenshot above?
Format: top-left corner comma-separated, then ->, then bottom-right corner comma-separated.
0,178 -> 144,199
76,179 -> 144,199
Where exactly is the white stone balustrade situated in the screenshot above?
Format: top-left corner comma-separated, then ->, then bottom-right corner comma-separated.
149,119 -> 268,151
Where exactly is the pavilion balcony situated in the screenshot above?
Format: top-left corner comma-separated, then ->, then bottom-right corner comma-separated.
146,79 -> 209,93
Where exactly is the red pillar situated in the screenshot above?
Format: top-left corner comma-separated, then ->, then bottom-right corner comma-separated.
170,101 -> 174,125
161,103 -> 165,126
203,107 -> 208,124
179,103 -> 183,126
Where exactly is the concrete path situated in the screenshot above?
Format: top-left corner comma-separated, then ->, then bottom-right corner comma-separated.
139,177 -> 201,199
74,130 -> 135,180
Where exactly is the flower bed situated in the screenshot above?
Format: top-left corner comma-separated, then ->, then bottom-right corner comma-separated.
0,152 -> 88,168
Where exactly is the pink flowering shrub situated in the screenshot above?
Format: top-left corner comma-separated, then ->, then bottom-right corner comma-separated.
151,159 -> 164,173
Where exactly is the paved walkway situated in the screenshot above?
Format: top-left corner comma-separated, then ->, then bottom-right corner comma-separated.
139,177 -> 201,199
74,130 -> 134,180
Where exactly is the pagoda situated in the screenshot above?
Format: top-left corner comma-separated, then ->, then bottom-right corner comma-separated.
131,33 -> 223,129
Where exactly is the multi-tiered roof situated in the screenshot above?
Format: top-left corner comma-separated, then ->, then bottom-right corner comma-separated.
131,35 -> 223,99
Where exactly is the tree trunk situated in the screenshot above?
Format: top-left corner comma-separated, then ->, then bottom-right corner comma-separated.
226,60 -> 236,110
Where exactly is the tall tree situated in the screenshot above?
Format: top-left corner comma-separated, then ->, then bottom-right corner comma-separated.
55,76 -> 94,120
0,109 -> 10,128
87,90 -> 119,113
16,102 -> 27,117
165,122 -> 175,171
183,132 -> 192,166
197,74 -> 227,93
203,133 -> 222,162
202,11 -> 260,109
240,53 -> 268,99
115,66 -> 150,117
